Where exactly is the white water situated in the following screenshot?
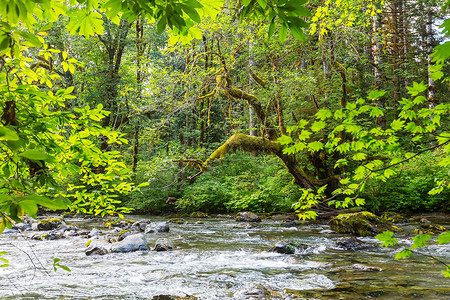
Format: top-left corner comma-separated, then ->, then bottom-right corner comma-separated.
1,216 -> 450,299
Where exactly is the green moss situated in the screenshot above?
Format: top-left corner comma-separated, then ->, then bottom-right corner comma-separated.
38,218 -> 62,225
414,224 -> 447,234
168,218 -> 187,224
103,218 -> 134,229
380,212 -> 408,223
190,212 -> 209,218
329,212 -> 381,237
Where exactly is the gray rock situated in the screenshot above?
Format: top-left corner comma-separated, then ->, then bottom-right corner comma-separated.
31,219 -> 64,231
233,283 -> 274,299
352,264 -> 382,272
118,230 -> 133,241
85,240 -> 111,256
111,233 -> 149,253
335,237 -> 365,251
280,220 -> 299,227
154,238 -> 174,252
235,212 -> 261,223
145,222 -> 170,234
269,241 -> 307,254
131,220 -> 150,232
88,228 -> 102,237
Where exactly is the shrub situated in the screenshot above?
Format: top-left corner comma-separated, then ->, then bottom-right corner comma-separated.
363,150 -> 450,214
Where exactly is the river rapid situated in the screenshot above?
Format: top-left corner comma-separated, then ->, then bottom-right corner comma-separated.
1,215 -> 450,299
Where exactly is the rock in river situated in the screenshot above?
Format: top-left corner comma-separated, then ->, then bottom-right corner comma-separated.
328,211 -> 400,237
335,237 -> 366,251
31,218 -> 64,231
154,238 -> 174,252
111,233 -> 149,253
235,212 -> 261,223
145,222 -> 170,234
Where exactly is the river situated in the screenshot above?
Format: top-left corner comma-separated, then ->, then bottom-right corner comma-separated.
1,215 -> 449,299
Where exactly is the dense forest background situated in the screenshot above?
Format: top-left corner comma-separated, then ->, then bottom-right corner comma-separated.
0,0 -> 449,225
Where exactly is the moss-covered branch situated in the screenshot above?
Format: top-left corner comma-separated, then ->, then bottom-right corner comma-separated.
203,133 -> 316,190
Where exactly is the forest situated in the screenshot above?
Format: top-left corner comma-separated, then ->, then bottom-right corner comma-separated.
1,0 -> 450,298
2,0 -> 448,217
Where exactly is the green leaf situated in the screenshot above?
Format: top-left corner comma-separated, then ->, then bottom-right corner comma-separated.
0,126 -> 19,141
367,90 -> 386,100
18,200 -> 38,218
279,23 -> 287,42
390,119 -> 405,131
315,109 -> 333,120
311,120 -> 326,132
0,194 -> 13,205
308,141 -> 324,152
18,150 -> 50,161
352,153 -> 367,161
437,232 -> 450,244
412,234 -> 432,249
23,195 -> 69,211
278,135 -> 293,145
375,230 -> 398,247
157,15 -> 167,34
395,248 -> 412,259
256,0 -> 267,9
268,19 -> 276,40
180,4 -> 201,23
383,169 -> 396,178
407,81 -> 427,96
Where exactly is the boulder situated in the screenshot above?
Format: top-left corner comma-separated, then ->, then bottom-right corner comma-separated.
32,218 -> 64,231
190,212 -> 209,218
118,229 -> 133,241
328,211 -> 398,237
380,212 -> 409,223
111,233 -> 149,253
32,231 -> 64,240
235,212 -> 261,223
168,218 -> 187,224
145,222 -> 170,234
103,218 -> 134,230
131,220 -> 150,232
154,238 -> 174,252
414,223 -> 447,234
280,220 -> 299,227
335,237 -> 365,251
85,239 -> 110,256
269,241 -> 307,254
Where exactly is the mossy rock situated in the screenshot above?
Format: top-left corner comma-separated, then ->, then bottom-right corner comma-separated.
189,212 -> 209,218
328,212 -> 382,237
168,218 -> 187,224
414,223 -> 447,234
380,212 -> 409,223
103,218 -> 134,229
34,218 -> 63,231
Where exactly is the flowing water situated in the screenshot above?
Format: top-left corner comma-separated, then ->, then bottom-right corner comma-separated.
1,215 -> 450,299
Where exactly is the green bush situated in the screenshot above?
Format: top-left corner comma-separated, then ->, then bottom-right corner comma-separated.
176,152 -> 303,213
363,150 -> 450,214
